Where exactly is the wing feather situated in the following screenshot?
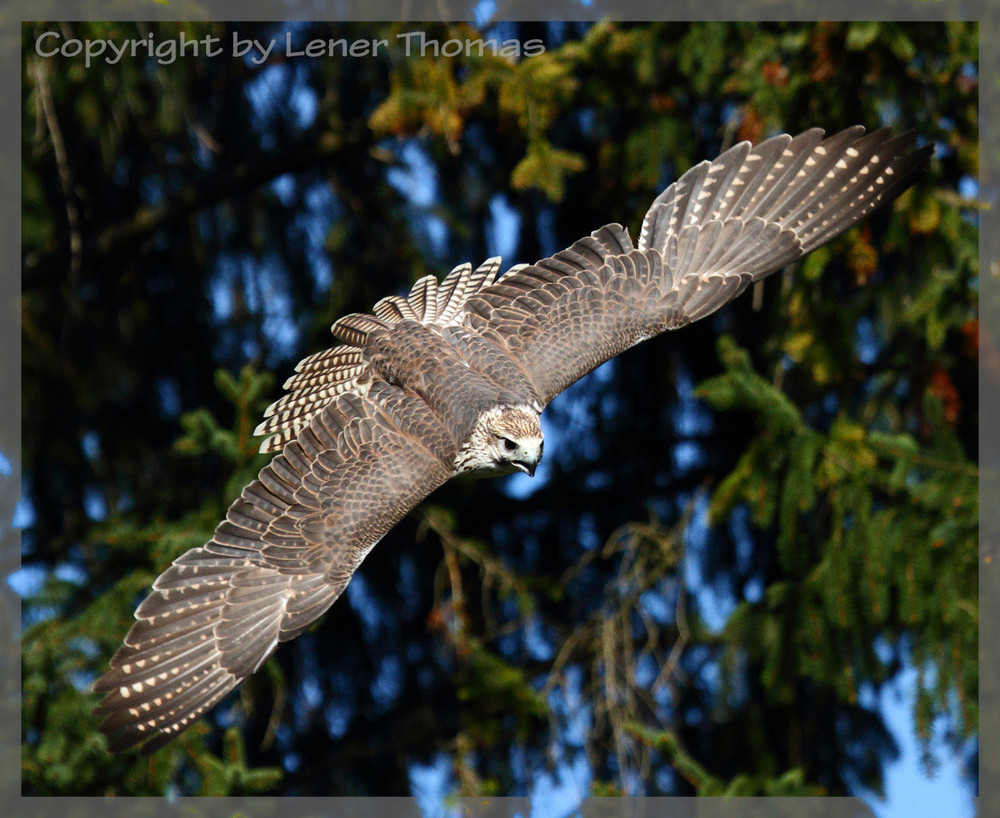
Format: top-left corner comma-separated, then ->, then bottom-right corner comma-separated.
256,257 -> 509,454
462,126 -> 930,404
97,124 -> 930,755
95,384 -> 455,753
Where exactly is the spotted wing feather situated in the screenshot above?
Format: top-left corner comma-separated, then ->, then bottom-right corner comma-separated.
255,258 -> 507,454
465,126 -> 931,405
95,383 -> 455,753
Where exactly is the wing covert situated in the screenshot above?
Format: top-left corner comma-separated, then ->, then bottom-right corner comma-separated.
94,383 -> 455,753
255,257 -> 511,454
462,126 -> 931,405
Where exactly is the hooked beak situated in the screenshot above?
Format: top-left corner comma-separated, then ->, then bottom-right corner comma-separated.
513,457 -> 539,477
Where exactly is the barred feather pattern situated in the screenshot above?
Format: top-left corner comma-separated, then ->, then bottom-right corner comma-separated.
97,125 -> 930,754
255,257 -> 520,454
464,126 -> 931,404
95,385 -> 454,754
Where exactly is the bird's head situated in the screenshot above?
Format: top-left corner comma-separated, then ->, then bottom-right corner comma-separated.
458,405 -> 544,477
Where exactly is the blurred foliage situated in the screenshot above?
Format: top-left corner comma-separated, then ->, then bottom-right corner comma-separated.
20,18 -> 976,802
626,722 -> 827,796
22,366 -> 278,794
698,337 -> 977,741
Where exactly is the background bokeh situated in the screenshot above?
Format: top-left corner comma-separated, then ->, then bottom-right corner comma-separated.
18,19 -> 977,808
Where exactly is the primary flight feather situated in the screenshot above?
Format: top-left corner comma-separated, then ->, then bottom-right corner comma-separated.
94,125 -> 932,753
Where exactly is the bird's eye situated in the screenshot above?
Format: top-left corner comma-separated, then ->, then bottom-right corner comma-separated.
500,437 -> 517,452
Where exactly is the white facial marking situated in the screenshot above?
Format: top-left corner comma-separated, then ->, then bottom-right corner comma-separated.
454,404 -> 544,477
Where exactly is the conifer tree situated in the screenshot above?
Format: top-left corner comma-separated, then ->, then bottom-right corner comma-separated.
20,20 -> 977,799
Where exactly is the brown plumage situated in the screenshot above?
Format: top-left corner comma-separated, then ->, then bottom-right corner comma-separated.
94,126 -> 931,753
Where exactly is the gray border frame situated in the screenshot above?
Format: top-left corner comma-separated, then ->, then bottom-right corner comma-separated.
2,2 -> 991,817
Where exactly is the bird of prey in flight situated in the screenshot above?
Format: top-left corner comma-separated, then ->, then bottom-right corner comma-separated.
95,125 -> 932,753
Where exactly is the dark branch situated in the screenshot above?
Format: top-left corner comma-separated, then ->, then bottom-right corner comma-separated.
22,131 -> 359,292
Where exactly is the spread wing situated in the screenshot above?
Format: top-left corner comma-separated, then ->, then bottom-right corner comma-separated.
254,257 -> 523,453
461,126 -> 932,405
94,124 -> 929,754
94,383 -> 454,754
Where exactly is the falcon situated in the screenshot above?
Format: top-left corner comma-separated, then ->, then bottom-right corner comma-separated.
94,125 -> 932,753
